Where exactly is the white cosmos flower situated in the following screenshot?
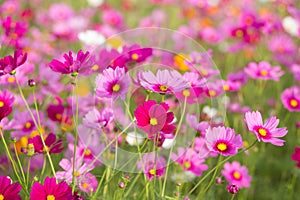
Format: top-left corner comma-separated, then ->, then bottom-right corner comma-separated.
162,138 -> 176,149
282,16 -> 300,37
78,30 -> 106,46
126,132 -> 145,146
87,0 -> 103,7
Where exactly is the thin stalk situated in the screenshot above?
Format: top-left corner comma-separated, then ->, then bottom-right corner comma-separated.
15,77 -> 57,178
26,157 -> 31,187
92,168 -> 107,199
13,143 -> 27,185
161,96 -> 187,198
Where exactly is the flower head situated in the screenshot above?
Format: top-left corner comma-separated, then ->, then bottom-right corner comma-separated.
134,100 -> 175,138
0,90 -> 14,122
137,69 -> 189,94
292,146 -> 300,168
137,153 -> 166,180
49,50 -> 93,75
222,161 -> 252,188
244,61 -> 284,81
30,177 -> 73,200
27,133 -> 63,154
95,66 -> 130,100
244,111 -> 288,146
281,86 -> 300,112
0,176 -> 22,200
0,50 -> 27,76
205,127 -> 243,156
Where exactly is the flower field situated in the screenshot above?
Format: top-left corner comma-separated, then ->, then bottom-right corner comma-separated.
0,0 -> 300,199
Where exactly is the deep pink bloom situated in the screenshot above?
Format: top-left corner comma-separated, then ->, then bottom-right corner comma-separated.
205,127 -> 243,156
28,133 -> 63,154
244,61 -> 284,81
171,147 -> 208,176
0,90 -> 14,122
137,69 -> 189,94
49,50 -> 93,75
227,184 -> 239,194
30,177 -> 73,200
281,86 -> 300,112
222,161 -> 252,188
137,153 -> 166,180
95,66 -> 130,100
0,50 -> 27,76
244,111 -> 288,146
134,100 -> 175,138
0,176 -> 22,200
291,146 -> 300,168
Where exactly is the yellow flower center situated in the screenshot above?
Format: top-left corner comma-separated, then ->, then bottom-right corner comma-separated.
260,70 -> 268,76
82,182 -> 89,189
159,85 -> 168,92
236,30 -> 244,37
290,99 -> 298,107
223,85 -> 230,91
25,122 -> 32,129
0,101 -> 4,107
182,89 -> 190,97
92,64 -> 99,71
7,77 -> 15,83
112,84 -> 120,92
149,169 -> 156,175
47,195 -> 55,200
55,114 -> 62,120
183,161 -> 191,169
258,128 -> 267,137
233,171 -> 241,179
0,194 -> 4,200
84,149 -> 91,156
208,90 -> 216,97
200,70 -> 208,76
150,118 -> 158,125
74,171 -> 80,177
243,141 -> 249,148
131,53 -> 139,60
43,145 -> 49,152
217,143 -> 227,151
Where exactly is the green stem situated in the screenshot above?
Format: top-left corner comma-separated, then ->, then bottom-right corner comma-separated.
92,168 -> 107,199
15,77 -> 57,179
161,96 -> 187,198
13,143 -> 27,186
26,157 -> 31,188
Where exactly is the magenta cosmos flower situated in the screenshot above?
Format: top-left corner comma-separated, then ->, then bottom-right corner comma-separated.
0,50 -> 27,76
137,69 -> 189,94
221,161 -> 252,188
0,176 -> 22,200
291,146 -> 300,168
49,50 -> 93,76
134,100 -> 175,138
281,86 -> 300,112
244,111 -> 288,146
27,133 -> 63,154
95,66 -> 130,100
30,177 -> 73,200
244,61 -> 284,81
137,153 -> 166,180
205,127 -> 243,156
0,90 -> 14,122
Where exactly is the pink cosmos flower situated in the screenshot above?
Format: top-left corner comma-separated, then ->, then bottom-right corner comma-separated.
291,146 -> 300,168
95,66 -> 130,100
0,176 -> 22,200
244,111 -> 288,146
171,147 -> 208,176
79,173 -> 98,194
49,50 -> 93,75
186,114 -> 210,136
27,133 -> 63,154
137,69 -> 189,94
281,86 -> 300,112
222,161 -> 252,188
244,61 -> 284,81
227,70 -> 248,86
134,100 -> 175,138
205,127 -> 243,156
30,177 -> 73,200
56,158 -> 94,183
0,90 -> 14,122
83,108 -> 113,130
137,153 -> 166,180
0,50 -> 27,76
